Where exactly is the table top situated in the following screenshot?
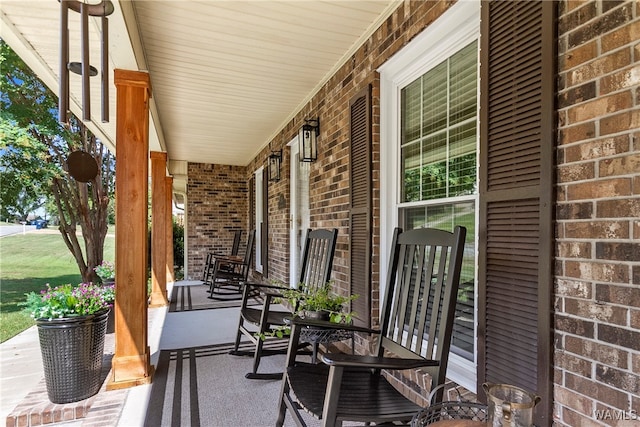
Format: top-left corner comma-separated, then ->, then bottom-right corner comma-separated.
425,420 -> 486,427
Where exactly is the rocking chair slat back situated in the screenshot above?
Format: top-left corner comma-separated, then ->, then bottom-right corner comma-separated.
379,227 -> 466,375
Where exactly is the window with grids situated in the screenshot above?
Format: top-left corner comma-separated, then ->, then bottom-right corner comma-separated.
399,41 -> 477,363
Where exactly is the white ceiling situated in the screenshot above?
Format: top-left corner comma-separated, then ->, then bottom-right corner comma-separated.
1,0 -> 400,176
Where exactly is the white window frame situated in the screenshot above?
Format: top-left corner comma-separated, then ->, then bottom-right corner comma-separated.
378,0 -> 480,393
255,166 -> 264,273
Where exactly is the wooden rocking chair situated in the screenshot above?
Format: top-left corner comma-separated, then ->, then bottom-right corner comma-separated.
276,226 -> 467,427
207,229 -> 255,300
203,229 -> 243,284
230,228 -> 338,379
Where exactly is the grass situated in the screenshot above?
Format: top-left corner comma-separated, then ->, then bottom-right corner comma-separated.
0,231 -> 115,343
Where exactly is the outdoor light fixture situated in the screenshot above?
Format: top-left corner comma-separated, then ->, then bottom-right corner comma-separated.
59,0 -> 114,124
268,149 -> 282,182
298,118 -> 319,162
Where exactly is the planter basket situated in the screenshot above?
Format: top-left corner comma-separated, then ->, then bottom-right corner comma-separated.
36,309 -> 109,404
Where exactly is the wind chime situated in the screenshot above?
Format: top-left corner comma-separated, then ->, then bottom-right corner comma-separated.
58,0 -> 114,183
58,0 -> 114,125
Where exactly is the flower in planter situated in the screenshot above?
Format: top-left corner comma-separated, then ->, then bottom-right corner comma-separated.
22,283 -> 111,320
94,260 -> 115,282
100,283 -> 115,304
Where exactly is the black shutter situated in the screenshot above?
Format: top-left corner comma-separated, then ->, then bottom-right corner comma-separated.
479,2 -> 555,426
349,85 -> 372,328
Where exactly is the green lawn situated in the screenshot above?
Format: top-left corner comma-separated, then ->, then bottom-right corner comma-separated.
0,231 -> 115,342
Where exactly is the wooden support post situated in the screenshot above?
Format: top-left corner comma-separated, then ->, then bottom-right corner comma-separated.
149,151 -> 168,307
166,176 -> 175,284
108,69 -> 153,390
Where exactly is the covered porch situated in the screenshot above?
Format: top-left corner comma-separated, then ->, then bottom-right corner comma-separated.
2,1 -> 639,426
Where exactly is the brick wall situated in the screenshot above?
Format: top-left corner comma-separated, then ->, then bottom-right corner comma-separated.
556,1 -> 640,424
186,163 -> 248,280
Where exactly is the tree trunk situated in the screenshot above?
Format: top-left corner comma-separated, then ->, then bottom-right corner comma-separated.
51,129 -> 114,284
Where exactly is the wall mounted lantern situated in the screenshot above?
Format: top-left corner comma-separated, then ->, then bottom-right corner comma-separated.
298,118 -> 319,162
268,149 -> 283,182
59,0 -> 114,124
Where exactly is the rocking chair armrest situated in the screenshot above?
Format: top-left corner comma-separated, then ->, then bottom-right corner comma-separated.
289,316 -> 379,335
213,255 -> 244,265
241,282 -> 287,297
319,353 -> 440,370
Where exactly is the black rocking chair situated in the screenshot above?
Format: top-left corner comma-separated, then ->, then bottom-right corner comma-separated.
230,228 -> 338,379
207,229 -> 255,300
276,226 -> 467,427
203,229 -> 243,284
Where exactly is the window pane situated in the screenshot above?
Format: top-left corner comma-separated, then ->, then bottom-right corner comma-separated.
449,122 -> 477,197
422,133 -> 448,200
449,42 -> 478,126
422,61 -> 448,135
402,141 -> 421,202
402,79 -> 422,144
401,201 -> 476,361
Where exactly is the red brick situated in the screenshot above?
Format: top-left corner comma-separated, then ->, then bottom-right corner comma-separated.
564,220 -> 629,239
565,260 -> 629,283
599,323 -> 640,351
602,20 -> 640,52
601,109 -> 640,136
600,65 -> 640,95
554,385 -> 595,417
556,278 -> 593,299
563,135 -> 629,162
599,152 -> 640,177
569,178 -> 632,200
562,39 -> 599,69
567,50 -> 631,87
597,198 -> 640,218
565,335 -> 628,369
633,310 -> 640,329
567,92 -> 633,123
558,162 -> 596,182
565,372 -> 630,408
557,241 -> 592,259
597,284 -> 640,308
559,121 -> 597,145
565,298 -> 628,326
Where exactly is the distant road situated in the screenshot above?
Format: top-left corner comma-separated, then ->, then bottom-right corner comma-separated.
0,225 -> 36,237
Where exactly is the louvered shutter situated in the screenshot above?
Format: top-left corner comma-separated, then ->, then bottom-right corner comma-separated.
479,2 -> 555,425
349,85 -> 372,328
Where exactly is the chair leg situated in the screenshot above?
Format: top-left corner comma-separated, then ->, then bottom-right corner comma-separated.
275,375 -> 291,427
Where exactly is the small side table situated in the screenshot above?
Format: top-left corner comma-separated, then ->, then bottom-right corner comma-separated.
299,326 -> 354,363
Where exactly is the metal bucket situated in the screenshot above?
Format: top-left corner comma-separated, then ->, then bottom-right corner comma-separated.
482,383 -> 541,427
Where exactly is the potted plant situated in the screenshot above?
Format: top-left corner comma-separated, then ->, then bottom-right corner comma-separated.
285,282 -> 358,323
260,282 -> 358,339
22,283 -> 111,404
94,260 -> 115,285
94,261 -> 116,333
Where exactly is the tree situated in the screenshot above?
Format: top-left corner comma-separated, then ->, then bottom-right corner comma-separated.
0,38 -> 115,283
0,117 -> 52,221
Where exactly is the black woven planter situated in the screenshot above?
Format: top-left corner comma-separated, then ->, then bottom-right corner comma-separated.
36,309 -> 109,404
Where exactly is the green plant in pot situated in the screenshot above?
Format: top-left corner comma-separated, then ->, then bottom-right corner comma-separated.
260,282 -> 358,339
94,260 -> 115,285
21,283 -> 111,404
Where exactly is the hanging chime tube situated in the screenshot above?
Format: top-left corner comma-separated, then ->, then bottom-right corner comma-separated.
59,0 -> 69,124
101,14 -> 109,123
81,1 -> 90,121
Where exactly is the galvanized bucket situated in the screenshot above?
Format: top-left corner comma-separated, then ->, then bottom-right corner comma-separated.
482,383 -> 541,427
